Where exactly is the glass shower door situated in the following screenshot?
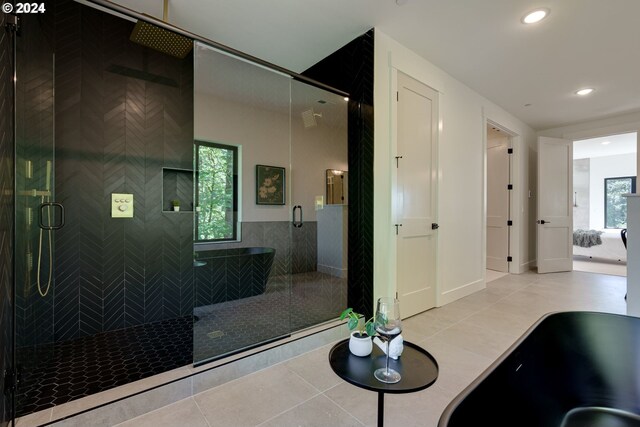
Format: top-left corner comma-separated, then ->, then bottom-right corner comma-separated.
14,23 -> 57,416
290,80 -> 349,331
192,42 -> 293,364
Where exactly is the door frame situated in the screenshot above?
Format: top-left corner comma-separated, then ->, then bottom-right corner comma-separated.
485,122 -> 513,273
390,68 -> 441,309
537,121 -> 640,272
482,117 -> 522,276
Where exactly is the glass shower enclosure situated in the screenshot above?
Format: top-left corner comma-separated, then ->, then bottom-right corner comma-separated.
11,1 -> 348,419
192,43 -> 349,363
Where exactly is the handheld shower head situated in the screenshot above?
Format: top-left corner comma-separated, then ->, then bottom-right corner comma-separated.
45,160 -> 51,192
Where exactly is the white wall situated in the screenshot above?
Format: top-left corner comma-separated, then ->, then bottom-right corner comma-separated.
373,29 -> 537,306
195,92 -> 347,223
195,92 -> 290,222
291,84 -> 348,223
539,112 -> 640,180
573,158 -> 590,230
589,153 -> 636,229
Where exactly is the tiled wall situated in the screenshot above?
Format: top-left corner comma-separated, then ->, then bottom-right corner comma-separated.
194,221 -> 317,307
15,0 -> 194,347
0,11 -> 14,426
303,29 -> 375,318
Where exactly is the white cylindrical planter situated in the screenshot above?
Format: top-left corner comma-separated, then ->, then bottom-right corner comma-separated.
348,331 -> 372,357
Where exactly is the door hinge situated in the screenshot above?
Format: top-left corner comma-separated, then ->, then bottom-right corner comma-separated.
395,224 -> 402,235
5,14 -> 20,33
508,148 -> 513,154
507,184 -> 513,190
396,91 -> 399,102
395,156 -> 403,168
507,220 -> 513,226
507,256 -> 513,262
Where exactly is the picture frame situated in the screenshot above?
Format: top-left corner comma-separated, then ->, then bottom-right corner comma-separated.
256,164 -> 285,205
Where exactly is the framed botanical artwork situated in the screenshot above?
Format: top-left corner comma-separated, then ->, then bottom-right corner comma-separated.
256,165 -> 285,205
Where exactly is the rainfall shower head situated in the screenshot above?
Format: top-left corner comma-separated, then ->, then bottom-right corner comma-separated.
301,109 -> 323,129
129,0 -> 193,59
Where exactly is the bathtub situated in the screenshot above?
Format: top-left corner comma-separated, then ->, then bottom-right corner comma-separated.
194,247 -> 275,302
439,312 -> 640,427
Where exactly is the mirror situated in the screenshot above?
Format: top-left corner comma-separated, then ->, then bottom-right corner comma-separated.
326,169 -> 348,205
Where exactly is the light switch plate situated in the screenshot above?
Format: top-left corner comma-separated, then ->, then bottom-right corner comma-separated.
112,193 -> 134,218
315,195 -> 324,211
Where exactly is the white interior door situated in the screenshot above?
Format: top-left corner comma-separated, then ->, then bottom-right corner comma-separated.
396,72 -> 438,318
486,129 -> 510,272
537,136 -> 573,273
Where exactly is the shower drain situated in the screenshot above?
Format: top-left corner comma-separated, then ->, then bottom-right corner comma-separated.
207,330 -> 225,339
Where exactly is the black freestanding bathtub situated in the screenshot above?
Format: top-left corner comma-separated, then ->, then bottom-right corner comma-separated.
439,312 -> 640,427
194,247 -> 275,302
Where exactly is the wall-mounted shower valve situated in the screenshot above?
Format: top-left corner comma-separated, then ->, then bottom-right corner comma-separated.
111,193 -> 134,218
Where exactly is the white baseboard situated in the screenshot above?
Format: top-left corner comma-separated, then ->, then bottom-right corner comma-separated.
438,278 -> 485,306
519,260 -> 535,273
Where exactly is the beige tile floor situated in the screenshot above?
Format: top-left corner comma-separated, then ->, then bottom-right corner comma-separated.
573,256 -> 627,277
106,270 -> 626,427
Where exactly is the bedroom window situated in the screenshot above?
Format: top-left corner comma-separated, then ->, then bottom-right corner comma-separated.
604,176 -> 636,229
195,141 -> 238,242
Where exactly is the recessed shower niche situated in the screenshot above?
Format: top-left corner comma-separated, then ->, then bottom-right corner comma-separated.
162,167 -> 194,212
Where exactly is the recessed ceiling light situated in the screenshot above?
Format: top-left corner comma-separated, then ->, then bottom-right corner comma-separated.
396,0 -> 408,5
575,88 -> 594,96
601,141 -> 611,145
521,8 -> 550,24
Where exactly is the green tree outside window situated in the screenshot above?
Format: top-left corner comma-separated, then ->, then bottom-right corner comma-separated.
196,141 -> 238,241
604,176 -> 636,229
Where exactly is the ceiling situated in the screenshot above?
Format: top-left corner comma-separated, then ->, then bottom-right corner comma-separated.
106,0 -> 640,130
573,132 -> 637,160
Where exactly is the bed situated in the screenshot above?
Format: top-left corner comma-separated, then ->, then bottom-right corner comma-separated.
573,229 -> 627,262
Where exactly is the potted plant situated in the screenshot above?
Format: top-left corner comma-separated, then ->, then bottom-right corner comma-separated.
171,199 -> 180,212
340,308 -> 375,357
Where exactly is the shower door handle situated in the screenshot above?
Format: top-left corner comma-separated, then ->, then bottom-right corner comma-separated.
292,205 -> 303,228
39,202 -> 65,230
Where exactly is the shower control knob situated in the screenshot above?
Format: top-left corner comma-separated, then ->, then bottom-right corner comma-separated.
118,205 -> 128,212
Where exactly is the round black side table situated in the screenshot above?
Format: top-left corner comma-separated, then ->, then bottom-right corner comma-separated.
329,339 -> 438,427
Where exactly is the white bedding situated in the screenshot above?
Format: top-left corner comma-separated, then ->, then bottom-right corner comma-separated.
573,229 -> 627,262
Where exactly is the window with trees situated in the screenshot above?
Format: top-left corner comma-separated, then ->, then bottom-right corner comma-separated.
604,176 -> 636,229
195,141 -> 238,241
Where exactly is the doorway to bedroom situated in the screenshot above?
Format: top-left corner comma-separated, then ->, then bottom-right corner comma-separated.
572,132 -> 637,277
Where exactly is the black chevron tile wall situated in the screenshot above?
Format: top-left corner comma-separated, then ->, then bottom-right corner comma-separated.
1,11 -> 15,427
302,30 -> 375,319
14,0 -> 195,348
